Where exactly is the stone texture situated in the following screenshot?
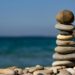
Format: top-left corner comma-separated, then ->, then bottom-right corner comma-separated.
35,65 -> 44,70
56,10 -> 74,24
57,34 -> 73,40
47,66 -> 66,74
33,70 -> 53,75
53,53 -> 75,60
28,67 -> 40,73
0,69 -> 15,75
1,66 -> 75,75
56,40 -> 75,46
14,68 -> 23,75
49,66 -> 66,70
55,46 -> 75,54
73,67 -> 75,70
55,23 -> 74,31
52,61 -> 75,67
26,65 -> 44,73
33,71 -> 47,75
22,65 -> 44,74
66,68 -> 75,75
57,70 -> 72,75
59,30 -> 73,35
23,69 -> 29,74
23,73 -> 32,75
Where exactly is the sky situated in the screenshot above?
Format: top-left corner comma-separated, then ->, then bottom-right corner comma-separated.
0,0 -> 75,36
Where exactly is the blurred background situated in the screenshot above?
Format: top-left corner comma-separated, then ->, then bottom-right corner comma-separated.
0,0 -> 75,68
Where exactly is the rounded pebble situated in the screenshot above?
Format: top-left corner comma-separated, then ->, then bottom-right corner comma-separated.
56,10 -> 74,24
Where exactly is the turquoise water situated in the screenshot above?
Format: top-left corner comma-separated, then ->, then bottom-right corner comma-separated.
0,37 -> 56,68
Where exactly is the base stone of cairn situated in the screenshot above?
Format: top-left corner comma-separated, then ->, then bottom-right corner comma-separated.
52,10 -> 75,67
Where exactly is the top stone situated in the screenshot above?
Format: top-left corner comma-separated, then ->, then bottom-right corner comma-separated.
56,10 -> 74,24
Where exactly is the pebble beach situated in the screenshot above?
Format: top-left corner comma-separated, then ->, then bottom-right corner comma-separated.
1,65 -> 75,75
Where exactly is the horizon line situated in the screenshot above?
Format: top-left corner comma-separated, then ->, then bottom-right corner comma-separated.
0,36 -> 55,38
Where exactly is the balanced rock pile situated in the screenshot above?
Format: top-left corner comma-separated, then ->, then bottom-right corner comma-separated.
52,10 -> 75,67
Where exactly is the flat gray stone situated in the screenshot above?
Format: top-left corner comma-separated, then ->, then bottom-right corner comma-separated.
53,53 -> 75,60
56,40 -> 75,46
55,23 -> 74,31
52,61 -> 75,67
55,46 -> 75,54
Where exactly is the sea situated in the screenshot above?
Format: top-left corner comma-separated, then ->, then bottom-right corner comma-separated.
0,37 -> 56,68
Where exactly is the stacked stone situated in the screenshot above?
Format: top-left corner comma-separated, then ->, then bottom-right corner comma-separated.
52,10 -> 75,67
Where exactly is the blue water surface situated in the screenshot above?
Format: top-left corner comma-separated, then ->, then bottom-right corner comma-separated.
0,37 -> 56,68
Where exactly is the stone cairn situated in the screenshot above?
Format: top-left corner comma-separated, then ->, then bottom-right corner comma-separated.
52,10 -> 75,67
